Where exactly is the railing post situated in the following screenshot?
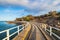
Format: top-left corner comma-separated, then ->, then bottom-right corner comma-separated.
45,25 -> 46,31
41,24 -> 43,28
6,30 -> 9,40
50,26 -> 52,36
18,26 -> 19,35
44,24 -> 47,31
41,23 -> 42,28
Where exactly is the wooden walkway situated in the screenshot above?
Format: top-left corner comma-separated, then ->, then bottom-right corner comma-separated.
13,24 -> 31,40
13,22 -> 55,40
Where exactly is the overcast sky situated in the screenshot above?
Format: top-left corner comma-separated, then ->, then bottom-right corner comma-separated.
0,0 -> 60,21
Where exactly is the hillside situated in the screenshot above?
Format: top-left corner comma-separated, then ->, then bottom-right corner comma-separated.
15,11 -> 60,28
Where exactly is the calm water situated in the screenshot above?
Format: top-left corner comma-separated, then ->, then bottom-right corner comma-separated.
0,21 -> 17,31
0,21 -> 23,40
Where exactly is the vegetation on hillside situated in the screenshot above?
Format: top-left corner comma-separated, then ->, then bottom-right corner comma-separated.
15,11 -> 60,28
15,15 -> 35,21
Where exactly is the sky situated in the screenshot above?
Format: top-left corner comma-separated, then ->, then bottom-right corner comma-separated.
0,0 -> 60,21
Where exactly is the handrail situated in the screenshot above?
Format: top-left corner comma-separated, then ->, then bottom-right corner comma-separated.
0,25 -> 22,34
52,33 -> 60,39
2,22 -> 29,40
52,27 -> 60,31
46,25 -> 60,39
40,23 -> 60,39
0,24 -> 26,40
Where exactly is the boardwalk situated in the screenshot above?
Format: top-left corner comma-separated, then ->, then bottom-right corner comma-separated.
27,22 -> 55,40
13,22 -> 55,40
0,22 -> 60,40
28,24 -> 46,40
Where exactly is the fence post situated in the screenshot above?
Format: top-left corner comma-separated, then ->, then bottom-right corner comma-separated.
45,24 -> 47,31
50,26 -> 52,36
7,30 -> 9,40
18,26 -> 19,35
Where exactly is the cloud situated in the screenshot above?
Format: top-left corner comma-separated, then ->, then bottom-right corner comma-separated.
0,0 -> 60,14
0,9 -> 26,21
0,0 -> 60,21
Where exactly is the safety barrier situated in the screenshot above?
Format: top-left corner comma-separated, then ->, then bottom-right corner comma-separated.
0,25 -> 24,40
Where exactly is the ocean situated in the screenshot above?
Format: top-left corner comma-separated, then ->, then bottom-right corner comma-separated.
0,21 -> 23,40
